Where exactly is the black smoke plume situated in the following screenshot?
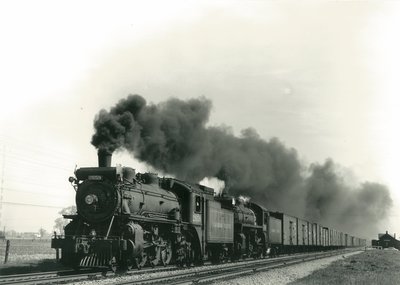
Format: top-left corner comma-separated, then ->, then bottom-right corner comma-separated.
304,160 -> 392,235
92,94 -> 392,237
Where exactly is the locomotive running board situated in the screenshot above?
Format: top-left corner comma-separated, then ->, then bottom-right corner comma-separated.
239,224 -> 263,229
128,214 -> 180,225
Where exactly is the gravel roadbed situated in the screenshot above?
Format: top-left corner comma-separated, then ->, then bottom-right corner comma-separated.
215,251 -> 362,285
73,251 -> 362,285
73,259 -> 259,285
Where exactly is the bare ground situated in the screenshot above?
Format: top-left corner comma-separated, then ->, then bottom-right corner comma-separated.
290,249 -> 400,285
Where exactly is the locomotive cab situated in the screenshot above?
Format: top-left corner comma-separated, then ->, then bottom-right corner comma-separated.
160,178 -> 217,264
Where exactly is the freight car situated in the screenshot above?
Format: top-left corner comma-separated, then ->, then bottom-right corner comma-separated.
52,151 -> 366,271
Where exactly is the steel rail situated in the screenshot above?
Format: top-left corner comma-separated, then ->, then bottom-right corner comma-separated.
0,249 -> 361,285
0,266 -> 172,285
113,249 -> 358,285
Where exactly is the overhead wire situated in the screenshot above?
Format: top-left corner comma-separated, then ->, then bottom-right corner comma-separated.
0,134 -> 75,159
2,187 -> 72,199
2,201 -> 66,209
0,136 -> 77,211
5,177 -> 71,188
3,153 -> 75,171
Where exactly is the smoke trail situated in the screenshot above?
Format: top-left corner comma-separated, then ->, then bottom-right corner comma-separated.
303,159 -> 392,236
92,94 -> 392,237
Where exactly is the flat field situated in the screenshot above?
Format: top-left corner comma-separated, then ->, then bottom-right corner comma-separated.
291,249 -> 400,285
0,239 -> 65,275
0,239 -> 55,264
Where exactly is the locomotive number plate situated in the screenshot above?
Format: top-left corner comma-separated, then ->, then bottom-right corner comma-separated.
88,175 -> 102,180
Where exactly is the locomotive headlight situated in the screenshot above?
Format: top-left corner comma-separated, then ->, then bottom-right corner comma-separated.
85,194 -> 98,205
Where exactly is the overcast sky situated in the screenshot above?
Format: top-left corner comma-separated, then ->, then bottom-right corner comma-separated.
0,0 -> 399,238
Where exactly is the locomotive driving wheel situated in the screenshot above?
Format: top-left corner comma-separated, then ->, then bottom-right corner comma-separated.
121,253 -> 134,271
235,243 -> 243,260
161,238 -> 173,266
149,246 -> 160,268
135,251 -> 147,270
123,239 -> 135,271
125,258 -> 134,271
109,256 -> 117,273
220,245 -> 229,263
185,241 -> 193,267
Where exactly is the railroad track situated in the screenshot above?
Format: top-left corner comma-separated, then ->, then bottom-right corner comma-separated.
0,249 -> 359,285
0,271 -> 60,285
0,266 -> 174,285
0,268 -> 103,285
114,249 -> 360,285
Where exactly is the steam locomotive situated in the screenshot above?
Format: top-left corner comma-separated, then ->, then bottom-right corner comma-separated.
51,150 -> 366,271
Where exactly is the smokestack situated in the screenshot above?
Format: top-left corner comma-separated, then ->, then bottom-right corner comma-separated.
98,149 -> 112,167
395,233 -> 396,239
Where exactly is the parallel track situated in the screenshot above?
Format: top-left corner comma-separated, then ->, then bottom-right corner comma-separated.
115,249 -> 360,285
167,250 -> 358,285
0,249 -> 361,285
0,266 -> 173,285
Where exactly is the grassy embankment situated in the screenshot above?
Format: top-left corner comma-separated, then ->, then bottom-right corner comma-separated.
291,249 -> 400,285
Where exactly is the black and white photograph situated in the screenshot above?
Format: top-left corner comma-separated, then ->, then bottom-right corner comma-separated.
0,0 -> 399,284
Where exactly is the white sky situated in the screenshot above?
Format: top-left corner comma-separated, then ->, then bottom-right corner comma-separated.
0,1 -> 399,239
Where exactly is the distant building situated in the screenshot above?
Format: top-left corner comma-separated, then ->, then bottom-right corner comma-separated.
372,231 -> 400,249
15,232 -> 41,239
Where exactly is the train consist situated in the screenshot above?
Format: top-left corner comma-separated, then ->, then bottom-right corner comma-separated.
52,151 -> 366,271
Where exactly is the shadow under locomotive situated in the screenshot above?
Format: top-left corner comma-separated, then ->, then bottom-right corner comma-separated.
51,150 -> 365,271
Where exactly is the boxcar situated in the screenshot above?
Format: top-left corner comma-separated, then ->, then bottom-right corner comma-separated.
297,218 -> 309,250
282,214 -> 298,252
322,227 -> 329,247
311,223 -> 318,250
354,237 -> 359,247
308,221 -> 313,250
329,228 -> 334,249
333,228 -> 337,248
319,225 -> 324,249
268,212 -> 283,255
340,232 -> 344,247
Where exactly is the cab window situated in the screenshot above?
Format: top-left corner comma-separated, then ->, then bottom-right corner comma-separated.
195,195 -> 201,212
